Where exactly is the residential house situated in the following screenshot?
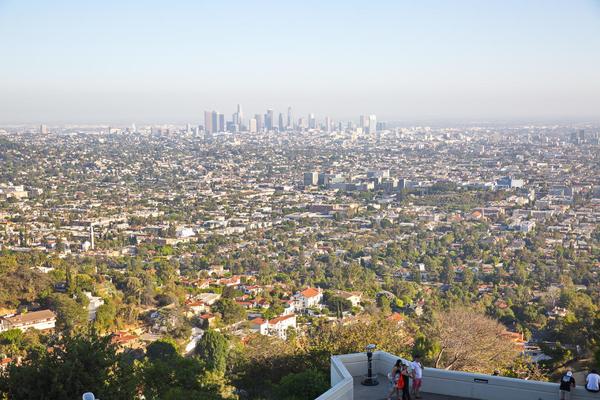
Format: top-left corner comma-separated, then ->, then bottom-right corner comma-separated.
0,310 -> 57,332
250,314 -> 297,340
293,287 -> 323,312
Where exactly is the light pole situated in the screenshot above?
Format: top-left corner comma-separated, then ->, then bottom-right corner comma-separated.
361,343 -> 379,386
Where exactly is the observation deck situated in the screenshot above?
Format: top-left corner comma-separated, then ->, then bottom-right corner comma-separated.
317,351 -> 596,400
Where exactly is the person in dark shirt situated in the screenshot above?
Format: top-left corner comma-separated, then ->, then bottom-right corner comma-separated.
559,370 -> 576,400
401,364 -> 412,400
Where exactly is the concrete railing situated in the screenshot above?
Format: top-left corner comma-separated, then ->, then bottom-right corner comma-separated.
317,350 -> 599,400
315,354 -> 353,400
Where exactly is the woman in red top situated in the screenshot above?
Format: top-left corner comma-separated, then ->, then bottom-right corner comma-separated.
387,359 -> 404,400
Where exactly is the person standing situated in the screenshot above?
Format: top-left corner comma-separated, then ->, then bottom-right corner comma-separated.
586,369 -> 600,393
387,359 -> 403,400
401,363 -> 412,400
559,370 -> 576,400
411,355 -> 424,399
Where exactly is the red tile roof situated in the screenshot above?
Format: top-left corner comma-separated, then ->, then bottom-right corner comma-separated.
268,314 -> 295,325
300,287 -> 320,298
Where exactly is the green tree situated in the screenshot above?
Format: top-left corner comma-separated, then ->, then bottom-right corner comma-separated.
212,298 -> 246,325
0,332 -> 136,400
45,293 -> 88,333
275,369 -> 329,400
146,338 -> 179,361
196,329 -> 228,373
93,301 -> 117,333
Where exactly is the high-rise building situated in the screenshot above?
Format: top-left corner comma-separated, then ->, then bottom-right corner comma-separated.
303,172 -> 318,186
359,115 -> 367,129
287,106 -> 293,129
308,113 -> 316,129
298,117 -> 307,130
39,124 -> 48,134
265,109 -> 274,131
233,104 -> 243,130
204,111 -> 213,133
255,114 -> 263,132
324,116 -> 331,132
211,111 -> 218,133
368,115 -> 377,134
278,113 -> 285,132
236,104 -> 243,127
249,118 -> 257,133
218,113 -> 225,132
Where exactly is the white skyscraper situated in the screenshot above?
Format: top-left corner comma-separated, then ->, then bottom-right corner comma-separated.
359,115 -> 367,129
255,114 -> 264,132
368,114 -> 377,134
236,104 -> 243,128
249,118 -> 257,133
308,113 -> 316,129
237,103 -> 243,122
287,106 -> 293,129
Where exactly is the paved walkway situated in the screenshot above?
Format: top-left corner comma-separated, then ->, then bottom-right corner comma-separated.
353,375 -> 471,400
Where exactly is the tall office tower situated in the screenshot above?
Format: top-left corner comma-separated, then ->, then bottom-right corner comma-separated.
359,115 -> 367,129
226,121 -> 236,132
236,104 -> 243,126
186,123 -> 191,134
298,117 -> 307,129
255,114 -> 264,132
211,111 -> 218,133
233,104 -> 243,130
324,116 -> 331,132
39,124 -> 48,134
249,118 -> 258,133
265,109 -> 274,131
278,113 -> 285,132
368,114 -> 377,134
308,113 -> 316,129
131,123 -> 137,133
338,121 -> 343,131
204,111 -> 213,133
218,113 -> 225,132
287,106 -> 293,129
303,171 -> 319,186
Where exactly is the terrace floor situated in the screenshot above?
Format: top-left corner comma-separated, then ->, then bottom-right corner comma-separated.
353,375 -> 471,400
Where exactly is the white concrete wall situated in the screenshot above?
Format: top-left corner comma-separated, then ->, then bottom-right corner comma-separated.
317,351 -> 599,400
422,367 -> 599,400
315,355 -> 354,400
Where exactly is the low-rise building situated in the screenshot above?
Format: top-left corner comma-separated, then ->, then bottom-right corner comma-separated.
293,287 -> 323,312
0,310 -> 57,332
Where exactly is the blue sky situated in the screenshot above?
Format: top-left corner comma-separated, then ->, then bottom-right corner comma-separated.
1,0 -> 599,124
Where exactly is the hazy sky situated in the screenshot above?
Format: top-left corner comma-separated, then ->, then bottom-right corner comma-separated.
1,0 -> 600,124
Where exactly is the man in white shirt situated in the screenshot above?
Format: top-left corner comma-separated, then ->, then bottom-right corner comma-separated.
411,354 -> 424,399
586,369 -> 600,393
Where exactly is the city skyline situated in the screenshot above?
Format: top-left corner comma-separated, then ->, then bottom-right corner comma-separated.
1,0 -> 600,124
